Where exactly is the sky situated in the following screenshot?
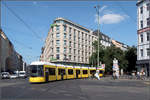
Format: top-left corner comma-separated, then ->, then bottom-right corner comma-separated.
1,1 -> 137,64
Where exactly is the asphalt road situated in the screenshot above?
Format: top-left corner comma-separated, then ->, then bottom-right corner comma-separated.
0,78 -> 150,100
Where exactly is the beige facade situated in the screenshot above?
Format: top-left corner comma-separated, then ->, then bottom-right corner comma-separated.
41,18 -> 98,64
0,29 -> 23,72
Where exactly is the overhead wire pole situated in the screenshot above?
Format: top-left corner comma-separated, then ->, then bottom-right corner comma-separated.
94,5 -> 100,70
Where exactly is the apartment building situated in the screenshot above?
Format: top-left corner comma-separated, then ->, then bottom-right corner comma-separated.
136,0 -> 150,76
41,18 -> 98,65
0,29 -> 23,72
93,30 -> 112,47
41,17 -> 128,66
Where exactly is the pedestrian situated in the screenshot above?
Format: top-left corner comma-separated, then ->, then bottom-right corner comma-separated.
94,70 -> 100,80
112,71 -> 116,80
137,72 -> 140,79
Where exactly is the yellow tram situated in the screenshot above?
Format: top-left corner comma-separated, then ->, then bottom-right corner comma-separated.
29,61 -> 104,83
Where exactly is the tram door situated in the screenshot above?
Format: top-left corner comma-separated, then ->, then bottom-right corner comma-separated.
45,68 -> 49,82
76,70 -> 80,78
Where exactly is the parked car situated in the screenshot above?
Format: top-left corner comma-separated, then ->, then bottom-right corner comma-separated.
19,71 -> 27,78
1,72 -> 10,79
10,74 -> 18,79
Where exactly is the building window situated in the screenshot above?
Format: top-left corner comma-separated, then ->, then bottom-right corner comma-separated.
78,50 -> 80,55
69,41 -> 72,47
141,20 -> 143,28
147,32 -> 150,41
56,54 -> 60,59
64,54 -> 67,60
56,33 -> 60,38
140,49 -> 143,57
140,6 -> 143,14
147,18 -> 150,27
147,48 -> 150,56
82,57 -> 84,62
78,56 -> 80,62
64,33 -> 67,39
51,33 -> 53,38
140,34 -> 143,43
78,44 -> 80,48
82,32 -> 84,39
64,25 -> 67,31
69,55 -> 71,60
56,40 -> 60,45
74,49 -> 76,54
147,3 -> 150,10
74,29 -> 76,34
56,47 -> 60,53
64,40 -> 67,45
74,56 -> 76,61
82,51 -> 84,56
69,27 -> 72,33
69,34 -> 71,39
74,49 -> 77,54
64,47 -> 66,53
51,48 -> 53,53
69,48 -> 71,53
74,43 -> 76,48
56,26 -> 59,31
51,40 -> 54,46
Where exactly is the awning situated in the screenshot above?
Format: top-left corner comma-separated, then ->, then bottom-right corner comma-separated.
136,59 -> 150,65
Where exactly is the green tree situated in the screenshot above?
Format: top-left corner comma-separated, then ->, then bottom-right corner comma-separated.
89,41 -> 128,74
89,41 -> 104,67
103,46 -> 128,74
125,46 -> 137,74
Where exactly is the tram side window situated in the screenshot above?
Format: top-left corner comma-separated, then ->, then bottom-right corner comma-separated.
49,68 -> 56,75
90,70 -> 96,74
58,69 -> 66,75
76,70 -> 80,74
99,70 -> 104,74
30,65 -> 43,77
68,69 -> 73,75
83,70 -> 88,74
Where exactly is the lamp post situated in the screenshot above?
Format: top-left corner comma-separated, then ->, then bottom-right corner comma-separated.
94,5 -> 100,69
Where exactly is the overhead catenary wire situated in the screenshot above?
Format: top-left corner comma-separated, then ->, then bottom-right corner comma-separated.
2,2 -> 43,42
116,2 -> 137,24
2,28 -> 33,50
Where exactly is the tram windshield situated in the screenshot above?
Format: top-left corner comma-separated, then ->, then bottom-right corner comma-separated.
29,65 -> 43,77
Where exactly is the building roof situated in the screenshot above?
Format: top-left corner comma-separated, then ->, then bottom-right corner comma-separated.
136,0 -> 146,6
92,30 -> 110,39
54,17 -> 91,33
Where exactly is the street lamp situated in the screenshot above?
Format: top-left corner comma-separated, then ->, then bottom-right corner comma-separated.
94,5 -> 100,69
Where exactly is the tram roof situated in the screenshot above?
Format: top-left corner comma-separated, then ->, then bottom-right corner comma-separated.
30,61 -> 57,66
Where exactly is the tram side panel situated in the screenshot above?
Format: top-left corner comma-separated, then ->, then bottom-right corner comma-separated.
81,68 -> 89,78
66,67 -> 74,79
57,66 -> 67,80
45,65 -> 57,81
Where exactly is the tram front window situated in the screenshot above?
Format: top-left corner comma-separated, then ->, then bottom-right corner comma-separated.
30,65 -> 43,77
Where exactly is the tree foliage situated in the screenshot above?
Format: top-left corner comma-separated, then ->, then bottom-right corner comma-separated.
89,41 -> 137,74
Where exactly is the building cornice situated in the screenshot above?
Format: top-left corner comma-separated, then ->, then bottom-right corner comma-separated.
136,0 -> 146,6
138,27 -> 150,34
54,17 -> 91,33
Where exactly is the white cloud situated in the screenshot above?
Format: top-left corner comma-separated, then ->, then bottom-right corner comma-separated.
95,7 -> 129,24
100,14 -> 128,24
